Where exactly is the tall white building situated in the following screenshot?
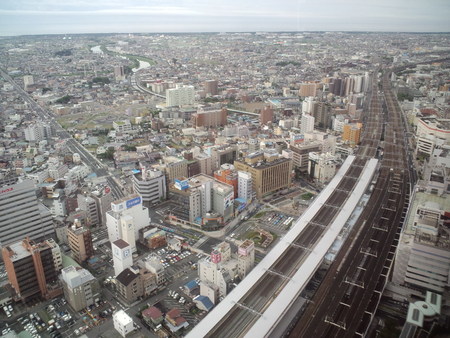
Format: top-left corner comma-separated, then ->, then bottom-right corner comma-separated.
132,167 -> 166,204
237,171 -> 253,202
166,85 -> 195,107
112,239 -> 133,277
300,113 -> 315,134
120,215 -> 136,252
106,194 -> 150,245
0,178 -> 54,249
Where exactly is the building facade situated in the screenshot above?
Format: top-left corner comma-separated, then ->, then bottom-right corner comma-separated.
61,266 -> 99,311
0,179 -> 55,249
234,152 -> 292,199
2,238 -> 62,302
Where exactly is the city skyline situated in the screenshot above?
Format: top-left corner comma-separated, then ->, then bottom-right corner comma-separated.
1,0 -> 450,36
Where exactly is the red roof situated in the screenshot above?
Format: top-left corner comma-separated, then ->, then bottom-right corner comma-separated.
142,306 -> 162,319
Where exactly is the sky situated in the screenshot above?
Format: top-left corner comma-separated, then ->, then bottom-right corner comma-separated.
0,0 -> 449,36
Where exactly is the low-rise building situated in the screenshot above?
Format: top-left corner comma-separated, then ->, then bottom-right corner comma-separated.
113,310 -> 134,337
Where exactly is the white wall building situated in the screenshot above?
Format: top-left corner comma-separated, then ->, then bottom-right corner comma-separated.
300,113 -> 315,134
166,85 -> 195,107
132,167 -> 166,204
120,215 -> 136,252
106,194 -> 150,245
112,239 -> 133,277
237,171 -> 253,201
113,310 -> 134,338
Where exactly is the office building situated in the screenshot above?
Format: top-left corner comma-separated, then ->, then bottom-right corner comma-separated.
113,310 -> 134,338
156,156 -> 188,184
259,106 -> 274,125
112,239 -> 133,277
191,108 -> 227,128
0,178 -> 55,250
67,220 -> 94,264
114,66 -> 126,82
106,194 -> 150,246
132,167 -> 167,204
342,123 -> 362,146
214,164 -> 238,198
169,174 -> 234,226
300,113 -> 315,134
61,266 -> 100,311
77,194 -> 100,226
210,145 -> 239,172
308,152 -> 337,184
234,151 -> 292,199
204,80 -> 218,96
2,238 -> 62,302
237,171 -> 253,202
289,142 -> 322,172
299,82 -> 320,97
166,85 -> 195,107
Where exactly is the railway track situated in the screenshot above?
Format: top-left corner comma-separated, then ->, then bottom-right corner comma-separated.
288,70 -> 410,337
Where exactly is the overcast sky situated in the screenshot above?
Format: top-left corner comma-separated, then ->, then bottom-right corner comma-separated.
0,0 -> 449,36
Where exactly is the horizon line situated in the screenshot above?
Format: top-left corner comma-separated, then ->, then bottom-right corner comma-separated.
1,30 -> 450,38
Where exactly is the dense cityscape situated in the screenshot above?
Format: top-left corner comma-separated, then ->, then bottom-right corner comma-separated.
0,31 -> 449,338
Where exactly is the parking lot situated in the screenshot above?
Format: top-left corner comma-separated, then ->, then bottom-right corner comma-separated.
1,296 -> 78,338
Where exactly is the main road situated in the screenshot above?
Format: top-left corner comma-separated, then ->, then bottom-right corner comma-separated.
0,68 -> 125,200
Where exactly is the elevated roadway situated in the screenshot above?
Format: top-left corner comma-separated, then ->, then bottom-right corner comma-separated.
187,155 -> 378,338
0,68 -> 125,200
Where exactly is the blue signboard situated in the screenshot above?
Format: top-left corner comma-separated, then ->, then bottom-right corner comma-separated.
126,196 -> 141,209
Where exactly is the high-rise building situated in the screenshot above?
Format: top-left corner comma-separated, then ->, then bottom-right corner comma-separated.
214,164 -> 238,198
300,113 -> 315,134
67,220 -> 94,264
0,178 -> 55,250
2,238 -> 62,302
77,194 -> 100,226
210,145 -> 239,172
299,82 -> 320,97
132,167 -> 167,204
342,123 -> 362,146
106,194 -> 150,246
169,174 -> 234,225
112,239 -> 133,276
61,265 -> 100,311
234,151 -> 292,199
204,80 -> 218,96
166,85 -> 195,107
259,106 -> 274,125
114,66 -> 126,82
308,152 -> 337,184
237,171 -> 253,202
289,142 -> 322,172
191,108 -> 227,128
